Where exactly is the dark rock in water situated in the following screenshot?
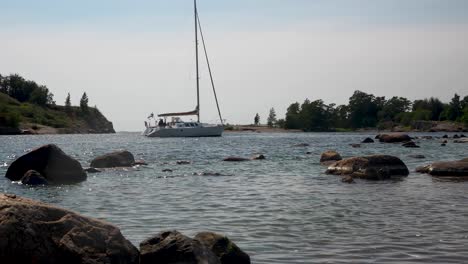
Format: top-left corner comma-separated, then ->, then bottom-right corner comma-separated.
326,155 -> 409,180
195,232 -> 251,264
293,143 -> 310,147
193,172 -> 233,177
350,144 -> 361,148
441,140 -> 448,144
409,155 -> 426,159
139,230 -> 250,264
461,134 -> 466,138
341,175 -> 355,184
375,134 -> 381,139
20,170 -> 48,185
320,151 -> 342,164
140,231 -> 220,264
441,143 -> 447,146
162,169 -> 173,172
0,194 -> 139,264
442,134 -> 449,138
453,134 -> 460,139
84,167 -> 101,173
416,159 -> 468,177
90,150 -> 135,168
378,133 -> 411,143
134,159 -> 148,166
306,152 -> 312,155
176,160 -> 191,165
402,141 -> 420,148
252,154 -> 265,160
362,137 -> 375,143
223,157 -> 250,162
5,144 -> 87,184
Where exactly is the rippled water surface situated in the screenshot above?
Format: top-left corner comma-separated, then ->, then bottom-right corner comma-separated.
1,132 -> 468,263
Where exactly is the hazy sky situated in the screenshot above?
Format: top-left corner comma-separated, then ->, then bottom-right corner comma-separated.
1,0 -> 468,131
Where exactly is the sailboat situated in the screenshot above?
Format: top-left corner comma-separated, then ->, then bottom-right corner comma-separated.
143,0 -> 224,138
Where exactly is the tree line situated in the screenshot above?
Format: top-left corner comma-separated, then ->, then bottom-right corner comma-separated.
259,90 -> 468,131
0,73 -> 91,112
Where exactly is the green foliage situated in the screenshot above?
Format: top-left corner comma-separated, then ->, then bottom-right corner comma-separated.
412,97 -> 445,120
267,108 -> 277,127
254,113 -> 260,125
0,73 -> 54,105
80,92 -> 89,112
65,93 -> 72,113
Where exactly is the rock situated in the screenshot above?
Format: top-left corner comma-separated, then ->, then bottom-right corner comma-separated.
326,155 -> 409,180
193,172 -> 233,177
84,167 -> 101,173
320,151 -> 342,164
90,150 -> 135,168
134,159 -> 148,166
442,134 -> 449,138
252,154 -> 265,160
441,143 -> 447,146
454,138 -> 468,143
402,141 -> 420,148
5,144 -> 87,184
139,231 -> 250,264
341,175 -> 355,184
416,159 -> 468,177
306,152 -> 312,155
421,136 -> 433,140
223,157 -> 250,162
20,170 -> 48,185
0,194 -> 139,264
162,169 -> 173,172
176,160 -> 191,165
350,144 -> 361,148
293,143 -> 310,147
362,137 -> 375,143
453,134 -> 460,139
378,133 -> 412,143
461,134 -> 466,138
195,232 -> 251,264
139,231 -> 220,264
441,140 -> 448,144
409,155 -> 426,159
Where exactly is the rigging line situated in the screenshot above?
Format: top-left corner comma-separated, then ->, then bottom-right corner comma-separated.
196,11 -> 224,125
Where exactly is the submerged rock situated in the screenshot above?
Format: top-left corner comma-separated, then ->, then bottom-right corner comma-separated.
415,158 -> 468,177
252,154 -> 266,160
20,170 -> 48,185
320,151 -> 342,164
402,141 -> 420,148
223,157 -> 250,162
362,137 -> 375,143
408,154 -> 426,159
326,155 -> 409,180
5,144 -> 87,184
176,160 -> 191,165
193,172 -> 233,177
442,135 -> 449,139
341,175 -> 355,184
293,143 -> 310,147
0,194 -> 139,264
90,150 -> 135,168
84,167 -> 101,173
139,230 -> 250,264
378,133 -> 412,143
349,144 -> 361,148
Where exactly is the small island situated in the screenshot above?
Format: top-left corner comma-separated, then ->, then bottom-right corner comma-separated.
0,73 -> 115,135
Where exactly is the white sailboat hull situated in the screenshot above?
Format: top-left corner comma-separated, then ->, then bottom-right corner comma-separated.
144,125 -> 223,138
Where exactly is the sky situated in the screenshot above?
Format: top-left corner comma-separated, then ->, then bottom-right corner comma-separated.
1,0 -> 468,131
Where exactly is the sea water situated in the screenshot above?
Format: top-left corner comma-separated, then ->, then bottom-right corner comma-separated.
1,132 -> 467,263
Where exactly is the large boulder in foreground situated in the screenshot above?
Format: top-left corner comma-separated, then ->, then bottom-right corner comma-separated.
90,150 -> 135,168
320,151 -> 342,164
416,158 -> 468,177
5,144 -> 87,184
0,193 -> 139,264
326,155 -> 409,180
378,133 -> 411,143
140,231 -> 250,264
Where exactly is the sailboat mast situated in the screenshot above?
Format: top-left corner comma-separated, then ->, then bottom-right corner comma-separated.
194,0 -> 200,123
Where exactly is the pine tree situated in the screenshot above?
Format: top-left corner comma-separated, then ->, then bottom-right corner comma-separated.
80,92 -> 89,112
254,113 -> 260,125
267,108 -> 277,127
65,93 -> 71,113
